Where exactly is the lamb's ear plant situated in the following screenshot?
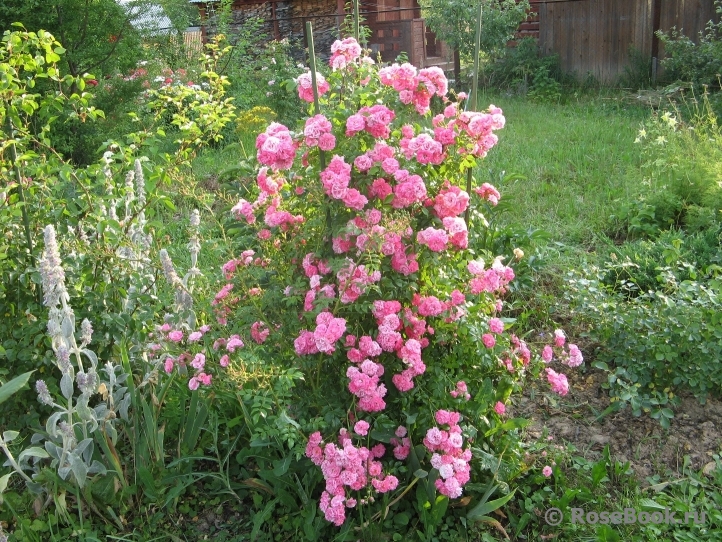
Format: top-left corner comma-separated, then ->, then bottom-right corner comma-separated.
0,225 -> 130,508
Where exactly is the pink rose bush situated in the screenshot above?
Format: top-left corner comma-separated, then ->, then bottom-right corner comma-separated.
154,37 -> 582,530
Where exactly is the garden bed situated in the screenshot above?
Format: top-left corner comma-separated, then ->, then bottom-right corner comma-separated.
521,368 -> 722,483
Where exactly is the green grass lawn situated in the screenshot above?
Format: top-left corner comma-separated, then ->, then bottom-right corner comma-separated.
479,92 -> 648,248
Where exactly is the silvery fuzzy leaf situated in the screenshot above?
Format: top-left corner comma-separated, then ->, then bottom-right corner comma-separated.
60,373 -> 74,400
46,411 -> 63,438
18,447 -> 50,464
76,397 -> 95,423
105,371 -> 116,389
2,431 -> 19,443
78,439 -> 93,464
88,417 -> 98,434
81,349 -> 98,369
0,472 -> 13,496
94,404 -> 109,420
31,432 -> 44,444
74,438 -> 93,458
69,455 -> 87,487
87,460 -> 107,475
61,313 -> 75,338
58,465 -> 71,480
119,393 -> 131,421
45,441 -> 61,460
115,372 -> 129,385
112,386 -> 128,405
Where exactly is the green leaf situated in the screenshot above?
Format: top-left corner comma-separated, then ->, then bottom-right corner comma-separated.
591,460 -> 608,486
639,497 -> 666,511
369,426 -> 398,443
272,456 -> 291,477
393,512 -> 410,526
485,417 -> 529,437
0,371 -> 34,405
596,524 -> 621,541
467,489 -> 516,521
251,498 -> 277,541
159,197 -> 176,211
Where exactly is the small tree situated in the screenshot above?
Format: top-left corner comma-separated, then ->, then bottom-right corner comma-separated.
420,0 -> 530,84
0,0 -> 192,79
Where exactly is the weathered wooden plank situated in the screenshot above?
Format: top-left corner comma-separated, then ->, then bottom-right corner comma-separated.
536,0 -> 717,83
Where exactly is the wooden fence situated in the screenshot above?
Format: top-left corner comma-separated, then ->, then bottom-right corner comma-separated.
531,0 -> 718,83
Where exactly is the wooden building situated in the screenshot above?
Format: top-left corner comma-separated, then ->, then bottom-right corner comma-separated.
189,0 -> 449,68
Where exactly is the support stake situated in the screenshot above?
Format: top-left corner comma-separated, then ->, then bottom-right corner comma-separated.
305,21 -> 332,253
465,3 -> 483,225
353,0 -> 360,43
305,21 -> 326,171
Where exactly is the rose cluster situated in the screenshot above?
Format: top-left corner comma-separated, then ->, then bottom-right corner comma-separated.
305,428 -> 399,526
423,410 -> 472,498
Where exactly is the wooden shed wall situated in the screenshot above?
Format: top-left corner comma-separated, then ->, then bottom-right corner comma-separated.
535,0 -> 717,83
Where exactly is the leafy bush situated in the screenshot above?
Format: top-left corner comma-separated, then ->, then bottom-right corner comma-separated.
600,227 -> 722,298
618,95 -> 722,237
132,36 -> 581,539
658,0 -> 722,88
420,0 -> 531,61
480,38 -> 564,100
221,19 -> 304,127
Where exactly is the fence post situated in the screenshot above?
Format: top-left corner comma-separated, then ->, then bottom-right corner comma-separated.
650,0 -> 662,84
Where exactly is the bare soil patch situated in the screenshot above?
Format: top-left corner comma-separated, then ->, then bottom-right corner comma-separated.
518,368 -> 722,482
